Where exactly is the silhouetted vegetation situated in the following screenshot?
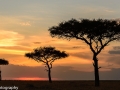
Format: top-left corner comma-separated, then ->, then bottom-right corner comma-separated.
49,18 -> 120,87
25,46 -> 68,83
0,58 -> 9,81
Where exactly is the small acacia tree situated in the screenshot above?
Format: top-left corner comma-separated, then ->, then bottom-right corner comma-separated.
0,58 -> 9,81
25,46 -> 68,83
48,18 -> 120,86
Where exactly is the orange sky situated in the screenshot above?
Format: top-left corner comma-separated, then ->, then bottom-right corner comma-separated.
0,31 -> 118,69
0,30 -> 120,80
0,0 -> 120,80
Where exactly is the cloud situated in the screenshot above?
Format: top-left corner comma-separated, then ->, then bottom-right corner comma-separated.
52,66 -> 94,80
107,55 -> 120,65
106,46 -> 120,65
2,64 -> 94,80
2,64 -> 120,80
76,6 -> 116,14
0,46 -> 31,51
70,52 -> 92,60
33,42 -> 41,44
72,46 -> 85,49
2,64 -> 46,78
0,30 -> 24,46
104,9 -> 115,13
108,50 -> 120,54
20,22 -> 31,26
112,46 -> 120,50
99,68 -> 120,80
0,53 -> 23,58
108,46 -> 120,54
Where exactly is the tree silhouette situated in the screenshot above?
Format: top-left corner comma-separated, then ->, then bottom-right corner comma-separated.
25,46 -> 68,83
0,58 -> 9,81
48,18 -> 120,86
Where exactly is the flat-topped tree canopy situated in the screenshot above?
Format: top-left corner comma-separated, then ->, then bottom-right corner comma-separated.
49,19 -> 120,54
0,58 -> 9,65
25,46 -> 68,63
49,19 -> 120,40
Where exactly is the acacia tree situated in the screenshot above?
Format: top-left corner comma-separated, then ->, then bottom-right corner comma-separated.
48,19 -> 120,86
0,58 -> 9,81
25,46 -> 68,83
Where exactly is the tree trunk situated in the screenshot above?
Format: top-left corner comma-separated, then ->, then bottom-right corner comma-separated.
93,55 -> 100,87
48,68 -> 52,83
0,70 -> 1,81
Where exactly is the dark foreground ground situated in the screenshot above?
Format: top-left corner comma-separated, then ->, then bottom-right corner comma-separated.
0,80 -> 120,90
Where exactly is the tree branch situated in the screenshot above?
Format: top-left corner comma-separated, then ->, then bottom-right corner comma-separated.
89,38 -> 96,54
49,59 -> 56,69
99,38 -> 103,46
94,40 -> 99,52
76,36 -> 90,44
75,35 -> 96,54
33,56 -> 46,63
97,39 -> 113,55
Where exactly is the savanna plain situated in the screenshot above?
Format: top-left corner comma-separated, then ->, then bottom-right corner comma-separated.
0,80 -> 120,90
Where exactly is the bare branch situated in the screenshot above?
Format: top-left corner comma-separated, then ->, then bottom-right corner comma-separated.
49,60 -> 55,69
98,67 -> 101,69
93,40 -> 99,53
97,39 -> 113,55
75,36 -> 90,45
99,38 -> 103,46
88,38 -> 96,54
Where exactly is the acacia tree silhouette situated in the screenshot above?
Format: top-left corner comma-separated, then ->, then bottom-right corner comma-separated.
0,58 -> 9,81
48,18 -> 120,86
25,46 -> 68,83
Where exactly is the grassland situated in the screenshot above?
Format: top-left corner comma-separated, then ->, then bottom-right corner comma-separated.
0,80 -> 120,90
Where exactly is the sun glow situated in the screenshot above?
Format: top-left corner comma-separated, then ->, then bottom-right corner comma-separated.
0,48 -> 27,55
13,77 -> 59,80
0,30 -> 24,46
13,77 -> 48,80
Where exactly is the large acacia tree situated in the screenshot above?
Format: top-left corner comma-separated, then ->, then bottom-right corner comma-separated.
0,58 -> 9,81
48,19 -> 120,86
25,46 -> 68,83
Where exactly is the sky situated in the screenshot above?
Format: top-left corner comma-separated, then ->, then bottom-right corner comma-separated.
0,0 -> 120,80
